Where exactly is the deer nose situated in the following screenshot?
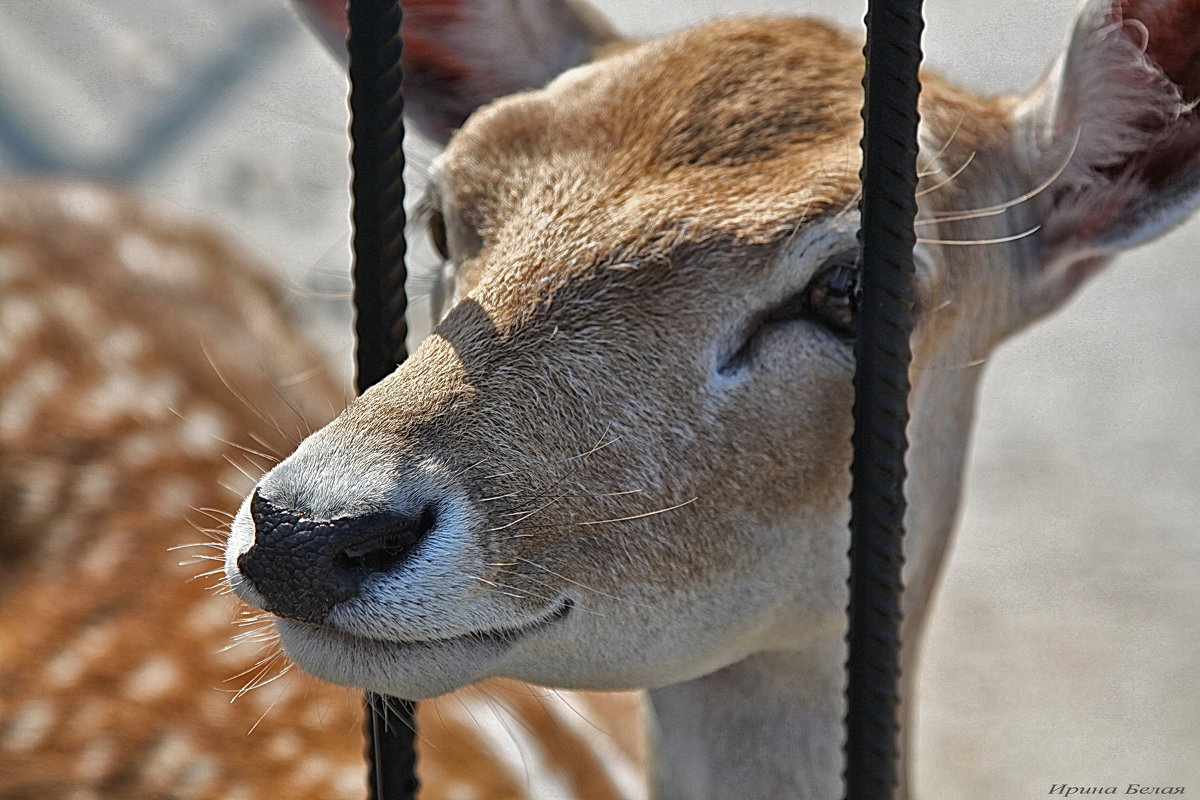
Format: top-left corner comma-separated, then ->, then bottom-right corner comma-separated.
236,490 -> 436,623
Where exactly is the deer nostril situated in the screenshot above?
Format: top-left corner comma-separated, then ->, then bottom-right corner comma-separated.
237,490 -> 437,623
334,505 -> 437,577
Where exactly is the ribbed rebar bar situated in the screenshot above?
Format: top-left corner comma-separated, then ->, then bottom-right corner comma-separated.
365,694 -> 418,800
347,1 -> 417,798
844,0 -> 924,798
350,0 -> 410,390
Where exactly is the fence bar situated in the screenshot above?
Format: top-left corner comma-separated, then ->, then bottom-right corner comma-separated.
349,0 -> 410,389
346,0 -> 419,798
844,0 -> 924,798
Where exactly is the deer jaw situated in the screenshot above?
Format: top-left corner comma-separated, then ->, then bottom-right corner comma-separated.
226,0 -> 1200,796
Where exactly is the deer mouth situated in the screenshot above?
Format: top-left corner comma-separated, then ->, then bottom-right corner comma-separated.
271,597 -> 575,695
334,596 -> 574,648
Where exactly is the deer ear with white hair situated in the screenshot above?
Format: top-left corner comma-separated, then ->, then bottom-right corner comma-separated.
292,0 -> 616,144
1013,0 -> 1200,308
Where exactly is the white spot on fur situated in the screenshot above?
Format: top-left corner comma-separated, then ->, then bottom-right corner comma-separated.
142,730 -> 195,784
157,476 -> 204,512
52,285 -> 106,338
0,266 -> 34,365
124,656 -> 181,702
293,755 -> 336,786
56,183 -> 118,227
300,691 -> 352,732
47,625 -> 119,694
75,464 -> 118,510
2,699 -> 55,752
209,633 -> 264,669
118,431 -> 169,467
42,516 -> 86,569
188,594 -> 236,634
0,360 -> 66,437
222,784 -> 254,800
74,623 -> 118,662
119,231 -> 205,290
179,405 -> 230,456
82,369 -> 183,427
246,672 -> 298,714
46,648 -> 86,688
117,232 -> 162,276
0,293 -> 45,341
332,766 -> 367,796
443,779 -> 482,800
103,323 -> 151,364
75,735 -> 116,780
267,731 -> 302,761
173,753 -> 221,798
82,536 -> 126,580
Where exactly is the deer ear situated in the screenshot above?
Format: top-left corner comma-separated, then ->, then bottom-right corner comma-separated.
1013,0 -> 1200,305
292,0 -> 616,144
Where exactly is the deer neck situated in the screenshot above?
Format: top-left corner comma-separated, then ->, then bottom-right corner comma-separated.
646,647 -> 845,800
902,358 -> 988,635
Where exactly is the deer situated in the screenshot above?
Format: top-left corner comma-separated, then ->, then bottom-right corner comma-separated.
222,0 -> 1200,797
0,178 -> 361,798
0,179 -> 647,799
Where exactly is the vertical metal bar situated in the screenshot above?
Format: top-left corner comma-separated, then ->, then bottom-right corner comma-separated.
845,0 -> 924,798
350,0 -> 410,390
365,694 -> 419,800
347,0 -> 418,798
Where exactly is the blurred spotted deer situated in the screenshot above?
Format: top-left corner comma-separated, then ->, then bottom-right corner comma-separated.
0,180 -> 361,798
223,0 -> 1200,797
0,180 -> 643,799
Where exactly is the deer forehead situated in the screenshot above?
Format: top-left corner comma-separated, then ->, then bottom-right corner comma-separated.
437,19 -> 861,267
435,17 -> 1004,326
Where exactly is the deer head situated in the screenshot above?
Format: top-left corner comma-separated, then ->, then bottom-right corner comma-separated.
226,0 -> 1200,796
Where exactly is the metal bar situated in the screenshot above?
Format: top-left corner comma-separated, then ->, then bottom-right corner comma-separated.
844,0 -> 924,797
365,694 -> 419,800
350,0 -> 410,390
346,0 -> 419,798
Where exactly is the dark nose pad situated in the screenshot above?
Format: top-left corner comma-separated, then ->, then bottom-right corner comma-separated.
236,490 -> 436,623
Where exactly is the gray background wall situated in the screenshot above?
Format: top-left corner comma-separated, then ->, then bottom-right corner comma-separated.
2,1 -> 1196,797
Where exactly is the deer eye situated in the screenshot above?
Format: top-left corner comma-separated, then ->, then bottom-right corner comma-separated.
757,249 -> 859,338
720,249 -> 859,375
428,207 -> 450,260
801,249 -> 859,337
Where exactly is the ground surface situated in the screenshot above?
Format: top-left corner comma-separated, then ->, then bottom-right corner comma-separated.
2,1 -> 1197,797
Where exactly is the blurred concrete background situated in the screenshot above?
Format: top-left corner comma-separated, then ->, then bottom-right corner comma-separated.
1,0 -> 1196,797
